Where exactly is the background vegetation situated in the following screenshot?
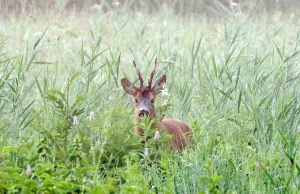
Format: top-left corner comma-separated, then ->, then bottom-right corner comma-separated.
1,0 -> 300,193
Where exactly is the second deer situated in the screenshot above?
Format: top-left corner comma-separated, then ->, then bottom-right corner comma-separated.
121,59 -> 190,150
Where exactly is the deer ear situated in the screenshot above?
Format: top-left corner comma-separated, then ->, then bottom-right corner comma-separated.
152,75 -> 166,95
121,78 -> 138,95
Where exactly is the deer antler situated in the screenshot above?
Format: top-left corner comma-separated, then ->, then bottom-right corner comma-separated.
148,58 -> 157,88
133,61 -> 144,88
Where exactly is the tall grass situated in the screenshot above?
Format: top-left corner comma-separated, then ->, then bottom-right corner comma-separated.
0,2 -> 300,193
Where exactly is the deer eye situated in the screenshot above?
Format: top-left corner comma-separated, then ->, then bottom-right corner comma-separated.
151,99 -> 155,103
134,99 -> 138,103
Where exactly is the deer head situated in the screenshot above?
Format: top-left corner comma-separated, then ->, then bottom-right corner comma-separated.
121,59 -> 190,149
121,58 -> 166,120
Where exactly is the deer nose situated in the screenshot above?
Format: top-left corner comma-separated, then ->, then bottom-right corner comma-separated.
139,109 -> 149,117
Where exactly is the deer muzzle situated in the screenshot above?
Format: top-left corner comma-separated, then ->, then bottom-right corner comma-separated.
139,109 -> 149,117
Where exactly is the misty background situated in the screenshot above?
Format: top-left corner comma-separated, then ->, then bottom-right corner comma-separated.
1,0 -> 300,16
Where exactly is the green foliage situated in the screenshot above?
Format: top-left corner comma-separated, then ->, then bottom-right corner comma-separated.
43,77 -> 86,158
1,4 -> 300,194
0,166 -> 38,193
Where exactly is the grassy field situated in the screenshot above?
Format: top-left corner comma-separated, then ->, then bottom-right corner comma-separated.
1,2 -> 300,193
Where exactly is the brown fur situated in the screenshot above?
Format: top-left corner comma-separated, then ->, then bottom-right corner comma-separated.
161,119 -> 190,150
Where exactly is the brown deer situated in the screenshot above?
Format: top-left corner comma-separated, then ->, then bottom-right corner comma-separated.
121,59 -> 190,150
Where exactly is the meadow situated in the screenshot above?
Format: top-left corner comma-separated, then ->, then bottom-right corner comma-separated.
1,1 -> 300,193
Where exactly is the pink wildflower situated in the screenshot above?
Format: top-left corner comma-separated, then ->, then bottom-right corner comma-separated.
73,116 -> 78,125
90,111 -> 95,121
26,165 -> 31,177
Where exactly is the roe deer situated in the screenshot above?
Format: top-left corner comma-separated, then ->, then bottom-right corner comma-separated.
121,59 -> 190,150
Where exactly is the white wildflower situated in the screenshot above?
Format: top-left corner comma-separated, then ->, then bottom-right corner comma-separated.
154,131 -> 160,142
144,147 -> 149,157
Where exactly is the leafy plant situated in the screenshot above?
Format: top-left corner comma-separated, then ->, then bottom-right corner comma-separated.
43,74 -> 86,160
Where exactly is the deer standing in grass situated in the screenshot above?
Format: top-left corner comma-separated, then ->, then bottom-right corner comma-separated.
121,59 -> 190,150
